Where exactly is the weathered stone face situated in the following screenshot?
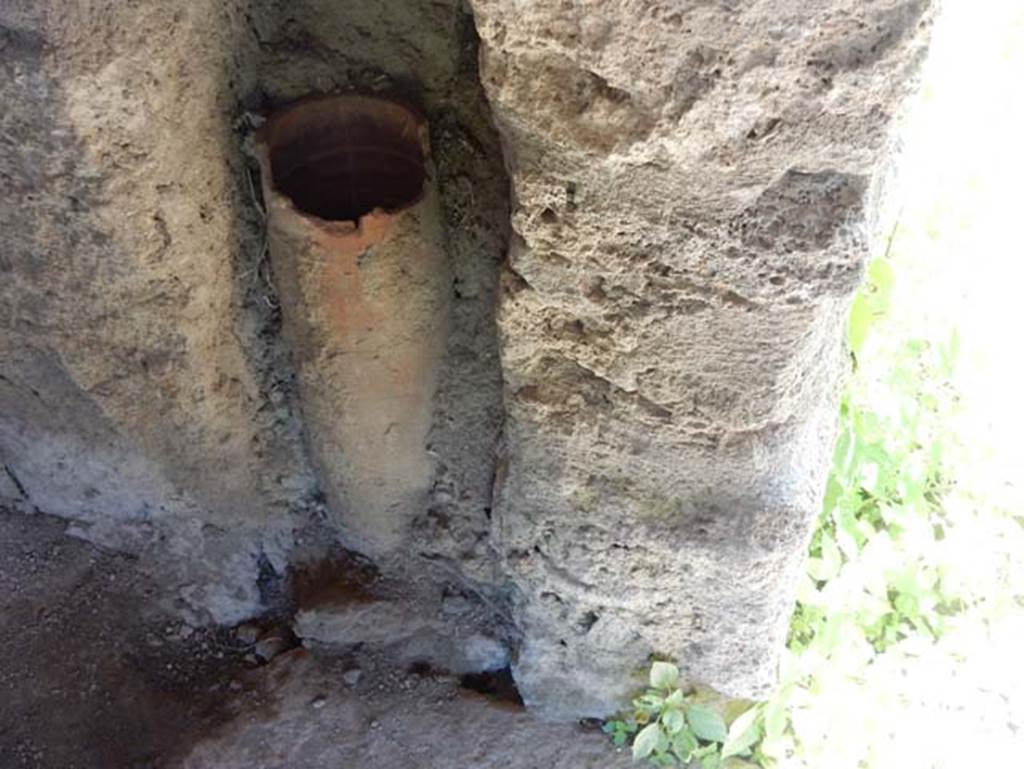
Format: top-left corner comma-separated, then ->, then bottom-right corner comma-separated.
1,0 -> 933,721
0,3 -> 308,624
468,0 -> 934,716
0,0 -> 508,623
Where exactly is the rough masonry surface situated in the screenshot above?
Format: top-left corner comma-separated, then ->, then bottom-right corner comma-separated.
1,0 -> 933,719
469,0 -> 933,715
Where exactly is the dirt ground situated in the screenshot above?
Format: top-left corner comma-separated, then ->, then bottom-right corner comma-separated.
0,507 -> 633,769
0,508 -> 243,768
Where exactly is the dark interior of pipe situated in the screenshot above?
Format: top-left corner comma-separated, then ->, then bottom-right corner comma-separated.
458,667 -> 525,708
266,98 -> 427,223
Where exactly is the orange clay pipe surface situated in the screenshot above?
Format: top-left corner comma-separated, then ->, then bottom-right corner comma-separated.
255,95 -> 450,556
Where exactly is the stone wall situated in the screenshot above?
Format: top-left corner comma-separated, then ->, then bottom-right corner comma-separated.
1,0 -> 508,619
0,0 -> 933,718
471,0 -> 933,716
1,2 -> 301,623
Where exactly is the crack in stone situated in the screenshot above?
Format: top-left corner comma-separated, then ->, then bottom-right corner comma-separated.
3,464 -> 30,501
0,372 -> 43,403
555,352 -> 675,420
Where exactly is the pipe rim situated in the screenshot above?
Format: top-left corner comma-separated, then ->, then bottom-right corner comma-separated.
256,94 -> 431,228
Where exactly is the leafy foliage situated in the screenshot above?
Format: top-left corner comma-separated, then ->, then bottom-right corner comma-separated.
602,662 -> 759,767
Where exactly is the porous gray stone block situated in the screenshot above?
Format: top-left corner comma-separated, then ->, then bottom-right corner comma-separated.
469,0 -> 934,717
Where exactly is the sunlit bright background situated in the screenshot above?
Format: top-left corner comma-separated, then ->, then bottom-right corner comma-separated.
776,1 -> 1024,767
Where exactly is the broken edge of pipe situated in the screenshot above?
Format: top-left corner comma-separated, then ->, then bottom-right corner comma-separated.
254,93 -> 432,236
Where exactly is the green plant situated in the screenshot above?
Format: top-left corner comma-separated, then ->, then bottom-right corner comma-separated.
603,661 -> 761,767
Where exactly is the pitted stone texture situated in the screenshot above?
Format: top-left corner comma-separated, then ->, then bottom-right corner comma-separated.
3,0 -> 933,719
470,0 -> 933,717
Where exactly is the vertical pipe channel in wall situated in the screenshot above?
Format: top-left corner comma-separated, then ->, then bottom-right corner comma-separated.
254,94 -> 450,557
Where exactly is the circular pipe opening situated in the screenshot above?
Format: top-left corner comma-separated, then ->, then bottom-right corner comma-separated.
260,95 -> 428,223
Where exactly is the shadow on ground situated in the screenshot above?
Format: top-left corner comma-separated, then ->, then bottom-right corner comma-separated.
0,508 -> 632,769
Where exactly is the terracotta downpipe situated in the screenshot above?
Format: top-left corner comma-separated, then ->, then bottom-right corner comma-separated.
254,95 -> 449,556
